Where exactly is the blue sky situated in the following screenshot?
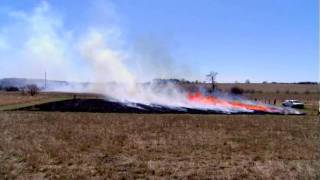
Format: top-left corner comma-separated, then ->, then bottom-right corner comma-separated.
0,0 -> 318,82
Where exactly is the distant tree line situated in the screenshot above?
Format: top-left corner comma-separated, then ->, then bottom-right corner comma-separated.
153,78 -> 206,84
261,81 -> 317,84
152,78 -> 318,85
0,84 -> 39,96
0,86 -> 19,92
295,82 -> 317,85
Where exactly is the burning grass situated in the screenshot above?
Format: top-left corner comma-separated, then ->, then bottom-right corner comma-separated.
13,90 -> 306,115
16,98 -> 302,115
187,92 -> 296,114
0,112 -> 319,179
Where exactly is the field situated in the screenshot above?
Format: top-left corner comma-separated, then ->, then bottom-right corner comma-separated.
0,92 -> 101,111
203,83 -> 319,93
0,112 -> 319,179
0,83 -> 319,179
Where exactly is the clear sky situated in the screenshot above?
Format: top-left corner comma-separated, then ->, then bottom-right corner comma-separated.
0,0 -> 318,83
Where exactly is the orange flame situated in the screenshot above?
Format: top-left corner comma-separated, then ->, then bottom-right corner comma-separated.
187,92 -> 281,113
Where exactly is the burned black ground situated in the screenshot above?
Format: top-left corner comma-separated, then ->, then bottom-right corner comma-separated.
16,98 -> 300,115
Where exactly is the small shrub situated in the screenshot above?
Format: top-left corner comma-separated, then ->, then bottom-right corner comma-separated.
26,84 -> 39,96
230,86 -> 244,95
5,86 -> 19,92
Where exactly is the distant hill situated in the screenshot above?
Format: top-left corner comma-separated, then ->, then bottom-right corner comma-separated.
0,78 -> 69,89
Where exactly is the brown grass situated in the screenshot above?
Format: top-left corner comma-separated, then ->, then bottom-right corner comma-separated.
0,112 -> 319,179
0,92 -> 54,106
206,83 -> 319,93
0,92 -> 103,111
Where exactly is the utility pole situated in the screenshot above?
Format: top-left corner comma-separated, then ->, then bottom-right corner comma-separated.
44,71 -> 47,89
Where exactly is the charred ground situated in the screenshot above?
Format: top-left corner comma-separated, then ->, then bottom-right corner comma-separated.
16,98 -> 292,115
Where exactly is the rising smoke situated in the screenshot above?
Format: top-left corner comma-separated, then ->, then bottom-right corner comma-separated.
0,1 -> 183,86
0,1 -> 192,105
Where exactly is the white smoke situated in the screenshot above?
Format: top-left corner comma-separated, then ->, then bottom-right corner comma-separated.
78,30 -> 136,91
0,1 -> 77,80
0,1 -> 191,106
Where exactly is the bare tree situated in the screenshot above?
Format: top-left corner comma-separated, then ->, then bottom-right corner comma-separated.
206,71 -> 218,92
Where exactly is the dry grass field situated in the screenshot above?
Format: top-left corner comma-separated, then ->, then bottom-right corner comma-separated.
0,92 -> 54,106
210,83 -> 318,93
0,92 -> 102,111
0,83 -> 319,179
0,112 -> 319,179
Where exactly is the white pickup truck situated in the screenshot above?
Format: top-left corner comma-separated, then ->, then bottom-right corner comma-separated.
282,100 -> 304,109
